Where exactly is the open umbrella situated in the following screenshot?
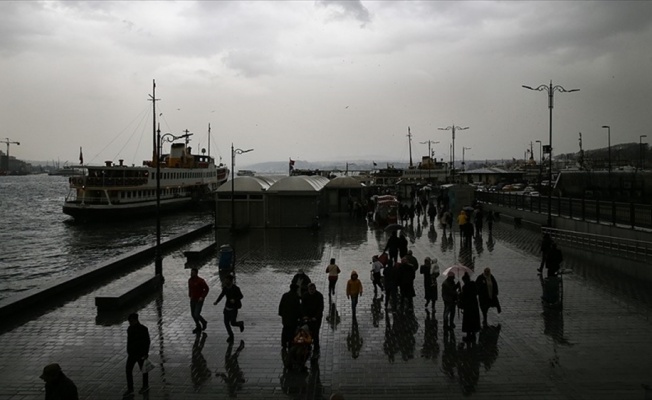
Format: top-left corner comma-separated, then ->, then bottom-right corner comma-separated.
442,263 -> 474,278
384,223 -> 404,233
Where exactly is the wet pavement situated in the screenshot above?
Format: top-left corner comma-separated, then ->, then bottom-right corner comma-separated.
1,215 -> 652,399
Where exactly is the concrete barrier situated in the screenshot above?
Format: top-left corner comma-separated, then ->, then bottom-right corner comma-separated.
0,223 -> 213,319
95,275 -> 163,312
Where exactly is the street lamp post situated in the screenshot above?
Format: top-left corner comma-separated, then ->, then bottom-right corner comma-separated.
438,125 -> 469,183
535,140 -> 542,190
641,135 -> 648,171
231,143 -> 253,232
522,81 -> 579,227
462,146 -> 471,173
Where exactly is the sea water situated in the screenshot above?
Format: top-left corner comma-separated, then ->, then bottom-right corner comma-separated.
0,174 -> 213,301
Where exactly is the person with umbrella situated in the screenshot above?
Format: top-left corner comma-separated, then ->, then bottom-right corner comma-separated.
475,267 -> 501,327
383,259 -> 400,310
460,272 -> 481,341
398,256 -> 417,309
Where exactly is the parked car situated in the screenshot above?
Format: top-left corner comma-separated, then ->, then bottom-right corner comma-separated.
528,191 -> 540,196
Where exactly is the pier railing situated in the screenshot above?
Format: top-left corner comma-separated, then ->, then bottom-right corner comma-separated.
476,191 -> 652,230
541,227 -> 652,264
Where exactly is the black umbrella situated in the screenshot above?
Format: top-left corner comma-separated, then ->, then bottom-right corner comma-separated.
384,223 -> 403,233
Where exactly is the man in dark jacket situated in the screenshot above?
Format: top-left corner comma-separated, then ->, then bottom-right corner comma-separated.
302,283 -> 324,356
384,231 -> 400,263
442,273 -> 460,330
546,243 -> 563,277
214,274 -> 245,343
476,267 -> 501,327
40,363 -> 78,400
278,283 -> 302,349
291,269 -> 311,298
124,313 -> 150,397
383,259 -> 399,310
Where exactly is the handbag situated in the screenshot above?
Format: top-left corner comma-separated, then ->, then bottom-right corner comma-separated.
141,358 -> 155,373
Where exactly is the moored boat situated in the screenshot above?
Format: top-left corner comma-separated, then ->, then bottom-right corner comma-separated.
63,82 -> 229,222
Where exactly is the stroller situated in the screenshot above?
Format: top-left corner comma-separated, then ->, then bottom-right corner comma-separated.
285,325 -> 313,371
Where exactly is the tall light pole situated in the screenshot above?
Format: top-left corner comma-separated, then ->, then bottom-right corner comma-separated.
438,124 -> 469,183
602,125 -> 611,172
231,144 -> 253,232
522,81 -> 579,226
155,129 -> 184,276
535,140 -> 542,190
462,147 -> 471,172
641,135 -> 648,171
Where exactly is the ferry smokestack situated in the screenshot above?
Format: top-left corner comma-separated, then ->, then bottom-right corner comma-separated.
119,159 -> 124,166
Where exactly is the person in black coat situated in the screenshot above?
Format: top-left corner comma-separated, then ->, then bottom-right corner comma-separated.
214,274 -> 245,343
384,231 -> 400,263
475,268 -> 501,327
40,363 -> 78,400
124,313 -> 150,396
278,284 -> 302,349
398,257 -> 417,309
291,269 -> 311,298
460,273 -> 481,341
546,243 -> 563,277
383,259 -> 399,310
302,283 -> 325,355
398,233 -> 409,259
538,233 -> 553,273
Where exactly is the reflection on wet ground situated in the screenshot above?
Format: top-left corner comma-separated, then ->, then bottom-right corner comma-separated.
1,214 -> 652,399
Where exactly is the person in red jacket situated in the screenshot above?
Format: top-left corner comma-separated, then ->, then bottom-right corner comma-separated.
189,268 -> 210,334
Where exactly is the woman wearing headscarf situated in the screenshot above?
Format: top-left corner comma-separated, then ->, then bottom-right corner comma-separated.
420,257 -> 440,309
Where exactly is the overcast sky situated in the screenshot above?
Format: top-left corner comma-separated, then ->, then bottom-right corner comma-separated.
2,1 -> 652,168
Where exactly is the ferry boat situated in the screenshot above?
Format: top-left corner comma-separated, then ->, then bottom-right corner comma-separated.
63,138 -> 228,221
63,81 -> 229,222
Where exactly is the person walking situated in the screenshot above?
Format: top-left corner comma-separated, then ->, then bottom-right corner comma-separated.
213,274 -> 245,343
291,269 -> 311,298
278,283 -> 302,349
384,231 -> 400,263
428,202 -> 437,226
546,243 -> 563,277
441,272 -> 459,330
474,207 -> 484,237
457,210 -> 468,240
302,282 -> 325,357
398,257 -> 417,309
371,255 -> 384,294
383,259 -> 399,310
460,273 -> 481,341
40,363 -> 78,400
124,313 -> 150,397
346,270 -> 363,315
398,233 -> 409,260
486,211 -> 495,235
420,257 -> 440,309
188,267 -> 209,334
538,233 -> 553,274
476,267 -> 501,327
325,258 -> 341,296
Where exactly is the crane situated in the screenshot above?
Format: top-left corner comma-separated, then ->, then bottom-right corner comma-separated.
1,138 -> 20,172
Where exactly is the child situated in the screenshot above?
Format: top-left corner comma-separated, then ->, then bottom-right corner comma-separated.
346,270 -> 363,315
325,258 -> 341,296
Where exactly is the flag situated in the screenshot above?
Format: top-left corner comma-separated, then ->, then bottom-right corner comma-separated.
79,147 -> 83,165
373,161 -> 377,167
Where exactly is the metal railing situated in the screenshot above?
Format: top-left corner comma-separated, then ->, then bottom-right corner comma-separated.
476,191 -> 652,230
542,227 -> 652,264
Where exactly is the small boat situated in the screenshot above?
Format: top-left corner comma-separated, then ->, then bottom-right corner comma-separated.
63,81 -> 229,222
